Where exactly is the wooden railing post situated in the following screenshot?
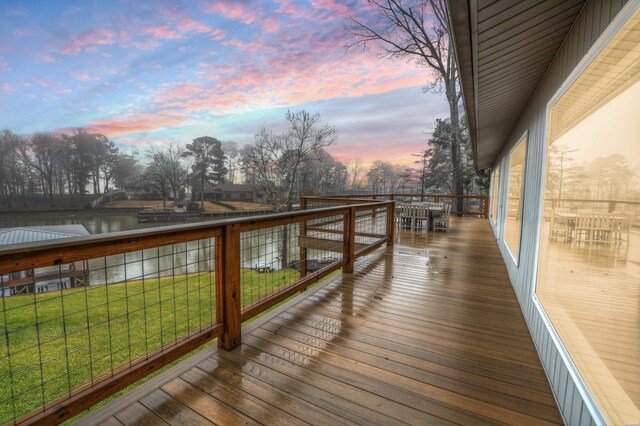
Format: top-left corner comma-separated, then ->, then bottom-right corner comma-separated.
371,194 -> 377,219
386,202 -> 395,247
218,223 -> 242,351
483,196 -> 489,218
299,197 -> 307,278
343,207 -> 356,274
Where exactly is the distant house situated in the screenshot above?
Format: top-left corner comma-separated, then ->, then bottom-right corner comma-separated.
0,225 -> 90,296
199,183 -> 262,202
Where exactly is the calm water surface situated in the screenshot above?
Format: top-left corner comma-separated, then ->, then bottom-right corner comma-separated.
0,212 -> 322,287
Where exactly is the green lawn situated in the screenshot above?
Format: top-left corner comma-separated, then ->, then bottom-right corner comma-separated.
0,267 -> 299,424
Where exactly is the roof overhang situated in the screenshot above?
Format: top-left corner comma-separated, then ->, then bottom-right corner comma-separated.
447,0 -> 586,170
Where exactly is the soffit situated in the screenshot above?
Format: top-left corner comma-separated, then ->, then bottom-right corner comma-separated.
449,0 -> 586,170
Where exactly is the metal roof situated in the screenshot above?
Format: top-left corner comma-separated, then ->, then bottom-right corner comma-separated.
448,0 -> 587,170
0,225 -> 90,246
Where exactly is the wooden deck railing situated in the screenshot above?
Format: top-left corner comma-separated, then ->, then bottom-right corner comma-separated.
318,193 -> 489,218
0,198 -> 394,425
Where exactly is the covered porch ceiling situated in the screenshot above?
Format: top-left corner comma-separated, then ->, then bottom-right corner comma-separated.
448,0 -> 587,170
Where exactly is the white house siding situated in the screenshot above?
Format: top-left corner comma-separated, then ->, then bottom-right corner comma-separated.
489,1 -> 631,424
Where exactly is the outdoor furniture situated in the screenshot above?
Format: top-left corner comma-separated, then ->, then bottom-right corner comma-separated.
612,214 -> 632,244
433,204 -> 451,232
573,213 -> 614,245
549,209 -> 575,242
395,203 -> 429,232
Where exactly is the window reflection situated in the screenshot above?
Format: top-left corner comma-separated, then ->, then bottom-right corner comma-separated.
537,10 -> 640,424
504,136 -> 526,261
491,164 -> 500,221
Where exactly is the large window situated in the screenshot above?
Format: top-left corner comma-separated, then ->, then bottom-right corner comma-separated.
536,8 -> 640,424
490,164 -> 500,223
504,135 -> 527,262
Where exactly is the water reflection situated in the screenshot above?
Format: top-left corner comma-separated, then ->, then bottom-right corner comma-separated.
0,212 -> 333,287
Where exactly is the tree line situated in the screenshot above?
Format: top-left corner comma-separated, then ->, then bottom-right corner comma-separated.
0,109 -> 486,211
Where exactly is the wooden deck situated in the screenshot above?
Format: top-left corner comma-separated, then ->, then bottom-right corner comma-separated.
79,218 -> 562,425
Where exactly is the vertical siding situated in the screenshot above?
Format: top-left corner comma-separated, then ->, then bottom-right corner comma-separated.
490,0 -> 630,424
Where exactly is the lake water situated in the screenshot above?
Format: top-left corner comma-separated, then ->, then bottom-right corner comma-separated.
0,212 -> 332,290
0,211 -> 185,234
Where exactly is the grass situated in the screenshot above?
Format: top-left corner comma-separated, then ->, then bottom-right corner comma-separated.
0,267 -> 299,424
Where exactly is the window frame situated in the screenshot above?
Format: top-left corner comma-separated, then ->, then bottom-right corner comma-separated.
530,3 -> 640,424
502,131 -> 528,266
490,163 -> 500,226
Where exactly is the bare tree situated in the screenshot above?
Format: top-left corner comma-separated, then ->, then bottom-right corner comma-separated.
243,110 -> 336,269
243,110 -> 336,211
345,158 -> 367,190
20,133 -> 64,207
346,0 -> 464,196
0,130 -> 24,208
148,143 -> 188,207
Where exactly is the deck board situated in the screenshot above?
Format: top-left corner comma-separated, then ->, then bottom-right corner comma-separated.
80,218 -> 562,425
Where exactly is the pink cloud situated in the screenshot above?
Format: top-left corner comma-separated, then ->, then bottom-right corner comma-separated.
273,0 -> 299,16
262,17 -> 280,32
152,44 -> 427,118
36,78 -> 72,94
62,28 -> 116,54
209,28 -> 227,41
133,39 -> 160,50
40,54 -> 56,62
310,0 -> 350,15
328,140 -> 424,166
203,2 -> 259,25
143,25 -> 181,40
155,82 -> 204,102
179,17 -> 213,34
134,17 -> 225,49
0,82 -> 11,91
69,70 -> 91,81
220,38 -> 269,53
273,0 -> 326,22
87,113 -> 188,137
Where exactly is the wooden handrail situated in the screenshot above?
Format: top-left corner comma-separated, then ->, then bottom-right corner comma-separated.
2,196 -> 395,426
305,193 -> 489,218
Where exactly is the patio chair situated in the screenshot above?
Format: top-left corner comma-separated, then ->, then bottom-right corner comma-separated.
612,214 -> 632,244
573,213 -> 613,245
549,209 -> 573,242
433,204 -> 451,232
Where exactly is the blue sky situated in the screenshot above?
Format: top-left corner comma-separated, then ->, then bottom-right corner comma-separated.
0,0 -> 448,165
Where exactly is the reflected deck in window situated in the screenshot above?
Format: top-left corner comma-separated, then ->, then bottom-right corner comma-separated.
536,9 -> 640,425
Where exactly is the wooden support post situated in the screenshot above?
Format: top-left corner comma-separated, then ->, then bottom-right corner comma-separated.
299,197 -> 307,278
218,223 -> 242,351
371,194 -> 378,219
483,196 -> 489,218
387,203 -> 395,247
343,208 -> 356,274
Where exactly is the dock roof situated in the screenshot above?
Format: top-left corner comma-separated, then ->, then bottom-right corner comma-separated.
0,225 -> 90,246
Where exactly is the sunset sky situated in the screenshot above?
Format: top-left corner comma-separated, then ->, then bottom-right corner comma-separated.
0,0 -> 448,166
